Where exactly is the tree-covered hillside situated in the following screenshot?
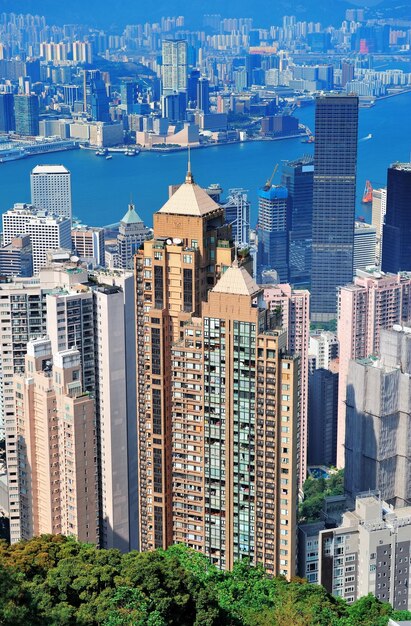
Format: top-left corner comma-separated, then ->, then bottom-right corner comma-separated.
1,535 -> 411,626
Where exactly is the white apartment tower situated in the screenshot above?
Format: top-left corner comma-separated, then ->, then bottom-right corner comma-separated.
30,165 -> 72,221
162,39 -> 187,95
2,204 -> 72,275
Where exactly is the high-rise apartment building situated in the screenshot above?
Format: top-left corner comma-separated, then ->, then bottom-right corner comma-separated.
10,339 -> 97,544
281,156 -> 314,284
345,326 -> 411,506
319,494 -> 411,609
14,94 -> 39,136
309,330 -> 339,370
2,262 -> 136,550
71,226 -> 105,267
337,269 -> 411,467
162,39 -> 188,95
371,187 -> 387,266
136,170 -> 300,578
263,284 -> 310,487
30,165 -> 72,221
0,93 -> 15,132
2,204 -> 72,274
117,203 -> 150,270
311,95 -> 359,320
382,163 -> 411,273
257,184 -> 290,283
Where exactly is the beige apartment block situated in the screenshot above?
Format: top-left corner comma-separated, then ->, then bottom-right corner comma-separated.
11,339 -> 97,543
135,169 -> 300,578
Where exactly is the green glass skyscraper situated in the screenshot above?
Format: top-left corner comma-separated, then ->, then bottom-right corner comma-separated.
14,94 -> 39,136
311,94 -> 359,321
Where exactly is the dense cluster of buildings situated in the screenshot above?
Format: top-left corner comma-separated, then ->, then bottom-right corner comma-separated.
1,7 -> 411,617
1,10 -> 410,156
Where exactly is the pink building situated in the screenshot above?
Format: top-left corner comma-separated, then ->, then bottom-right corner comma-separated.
337,269 -> 411,467
11,338 -> 97,543
264,284 -> 310,487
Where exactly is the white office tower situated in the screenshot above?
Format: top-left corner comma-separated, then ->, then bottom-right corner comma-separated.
353,221 -> 377,272
30,165 -> 72,221
162,39 -> 187,95
2,204 -> 72,274
371,188 -> 387,266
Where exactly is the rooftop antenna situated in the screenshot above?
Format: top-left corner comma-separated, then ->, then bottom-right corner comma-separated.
185,145 -> 194,184
129,192 -> 134,208
233,241 -> 239,267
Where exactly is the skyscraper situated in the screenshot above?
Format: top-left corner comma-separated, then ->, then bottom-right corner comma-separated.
222,188 -> 250,245
135,169 -> 300,578
117,203 -> 149,270
30,165 -> 72,221
257,182 -> 290,283
381,163 -> 411,273
337,269 -> 411,467
89,71 -> 110,122
162,40 -> 188,95
11,339 -> 98,543
14,94 -> 39,136
281,156 -> 314,284
345,326 -> 411,507
0,93 -> 15,132
263,284 -> 310,487
197,77 -> 210,113
311,95 -> 359,321
371,187 -> 387,266
353,221 -> 377,271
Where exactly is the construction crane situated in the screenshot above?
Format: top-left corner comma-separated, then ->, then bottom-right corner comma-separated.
263,163 -> 278,191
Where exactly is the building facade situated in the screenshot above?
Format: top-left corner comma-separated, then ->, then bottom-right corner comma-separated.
263,284 -> 310,487
257,184 -> 290,283
382,163 -> 411,274
337,269 -> 411,467
71,226 -> 105,267
345,326 -> 411,507
14,94 -> 39,136
162,39 -> 188,95
135,170 -> 300,578
281,156 -> 314,284
10,339 -> 97,544
311,95 -> 359,321
117,203 -> 150,270
30,164 -> 72,221
2,204 -> 72,274
319,495 -> 411,609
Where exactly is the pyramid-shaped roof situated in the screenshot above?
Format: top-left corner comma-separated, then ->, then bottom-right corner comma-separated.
212,260 -> 261,297
121,203 -> 143,224
157,171 -> 220,218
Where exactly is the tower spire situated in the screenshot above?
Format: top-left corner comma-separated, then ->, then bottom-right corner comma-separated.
185,145 -> 194,184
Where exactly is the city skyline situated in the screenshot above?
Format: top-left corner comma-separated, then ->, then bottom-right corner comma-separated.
1,3 -> 411,620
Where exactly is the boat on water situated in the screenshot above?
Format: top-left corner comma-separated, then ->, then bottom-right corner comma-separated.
0,147 -> 27,163
360,134 -> 373,142
106,155 -> 112,160
301,135 -> 315,144
96,149 -> 108,156
125,148 -> 138,156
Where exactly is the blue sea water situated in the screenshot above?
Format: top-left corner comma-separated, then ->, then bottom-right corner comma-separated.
0,90 -> 410,229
